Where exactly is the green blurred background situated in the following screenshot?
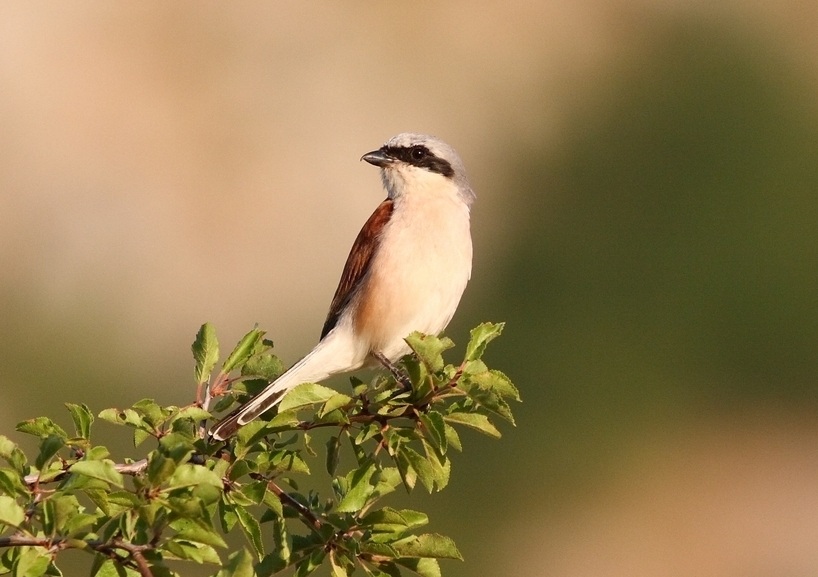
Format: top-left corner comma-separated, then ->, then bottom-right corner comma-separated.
2,2 -> 818,576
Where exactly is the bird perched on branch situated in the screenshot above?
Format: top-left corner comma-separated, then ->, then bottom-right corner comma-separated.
210,133 -> 475,440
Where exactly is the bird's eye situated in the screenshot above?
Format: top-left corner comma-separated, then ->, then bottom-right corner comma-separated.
410,147 -> 427,161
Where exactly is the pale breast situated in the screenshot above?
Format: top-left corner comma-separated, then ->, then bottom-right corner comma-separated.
353,190 -> 472,359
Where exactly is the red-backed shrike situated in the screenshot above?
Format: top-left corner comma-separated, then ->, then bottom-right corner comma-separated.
210,133 -> 474,440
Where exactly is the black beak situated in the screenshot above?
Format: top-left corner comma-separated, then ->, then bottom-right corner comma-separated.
360,148 -> 394,167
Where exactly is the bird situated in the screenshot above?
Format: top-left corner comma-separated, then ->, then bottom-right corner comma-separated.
210,133 -> 475,440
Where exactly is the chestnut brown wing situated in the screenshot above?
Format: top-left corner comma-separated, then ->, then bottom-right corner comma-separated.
320,199 -> 394,339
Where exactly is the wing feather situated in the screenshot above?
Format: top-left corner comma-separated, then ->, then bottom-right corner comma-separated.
320,199 -> 394,338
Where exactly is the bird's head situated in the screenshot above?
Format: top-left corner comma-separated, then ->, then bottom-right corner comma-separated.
361,133 -> 475,206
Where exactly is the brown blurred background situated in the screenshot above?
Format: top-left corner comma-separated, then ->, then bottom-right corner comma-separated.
2,2 -> 818,576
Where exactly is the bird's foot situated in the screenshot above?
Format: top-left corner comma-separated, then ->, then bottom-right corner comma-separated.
373,351 -> 412,390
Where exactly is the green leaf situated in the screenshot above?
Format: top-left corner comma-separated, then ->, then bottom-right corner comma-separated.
460,384 -> 515,425
239,480 -> 268,505
106,491 -> 142,513
92,558 -> 128,577
69,460 -> 124,488
241,353 -> 283,380
443,412 -> 501,438
266,409 -> 300,429
393,533 -> 463,560
358,554 -> 401,576
83,488 -> 111,515
193,322 -> 220,384
336,461 -> 377,513
369,466 -> 402,504
303,432 -> 317,457
464,322 -> 504,362
466,369 -> 521,402
13,546 -> 51,577
35,434 -> 65,470
294,549 -> 326,577
218,501 -> 238,533
97,408 -> 123,425
211,456 -> 230,480
259,491 -> 290,569
16,417 -> 67,440
163,540 -> 221,564
396,557 -> 441,577
0,495 -> 25,527
212,395 -> 238,414
0,435 -> 27,472
146,453 -> 177,488
215,548 -> 255,577
60,473 -> 106,493
405,333 -> 454,373
269,450 -> 310,476
133,428 -> 152,447
90,558 -> 116,577
170,518 -> 228,548
64,512 -> 99,535
263,489 -> 284,516
398,446 -> 449,493
318,392 -> 354,418
355,422 -> 381,446
65,403 -> 94,439
278,383 -> 339,412
395,450 -> 417,492
158,432 -> 196,464
257,552 -> 287,577
168,405 -> 211,426
419,412 -> 447,454
419,440 -> 450,492
235,504 -> 265,558
359,507 -> 429,540
233,420 -> 274,452
42,494 -> 81,534
165,463 -> 222,491
233,377 -> 269,398
86,445 -> 111,460
325,435 -> 341,477
443,423 -> 462,452
222,328 -> 265,374
34,461 -> 67,484
0,468 -> 27,496
329,550 -> 349,577
398,447 -> 436,493
459,358 -> 487,377
350,376 -> 367,396
98,407 -> 154,437
193,486 -> 222,514
132,399 -> 166,427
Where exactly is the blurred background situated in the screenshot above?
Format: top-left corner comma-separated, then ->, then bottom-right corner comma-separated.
2,2 -> 818,576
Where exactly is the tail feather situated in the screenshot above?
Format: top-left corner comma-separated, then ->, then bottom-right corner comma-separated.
209,330 -> 361,440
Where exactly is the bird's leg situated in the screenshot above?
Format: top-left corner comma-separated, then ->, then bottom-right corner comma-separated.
373,351 -> 412,389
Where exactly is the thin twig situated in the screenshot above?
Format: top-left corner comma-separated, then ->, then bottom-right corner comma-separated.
295,405 -> 415,431
447,361 -> 467,388
268,481 -> 323,532
111,538 -> 154,577
0,535 -> 154,577
23,458 -> 148,487
115,459 -> 149,475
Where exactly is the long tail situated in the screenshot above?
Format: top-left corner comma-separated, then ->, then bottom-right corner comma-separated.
209,330 -> 359,440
